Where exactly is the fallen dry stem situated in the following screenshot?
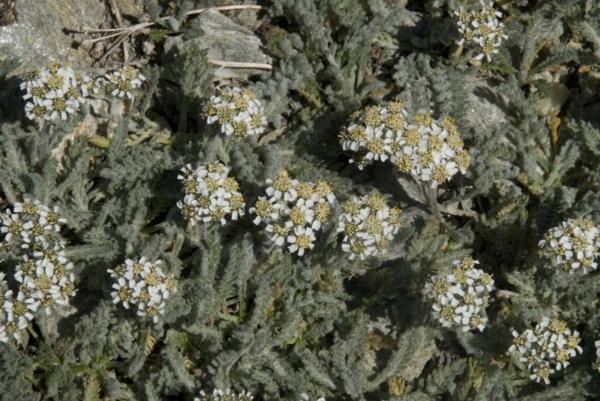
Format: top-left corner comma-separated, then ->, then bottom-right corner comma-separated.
108,0 -> 130,62
209,60 -> 272,70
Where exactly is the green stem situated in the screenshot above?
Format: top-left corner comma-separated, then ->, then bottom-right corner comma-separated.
64,243 -> 116,260
423,183 -> 442,220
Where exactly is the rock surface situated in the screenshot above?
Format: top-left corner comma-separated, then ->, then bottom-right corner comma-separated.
0,0 -> 107,75
163,9 -> 272,80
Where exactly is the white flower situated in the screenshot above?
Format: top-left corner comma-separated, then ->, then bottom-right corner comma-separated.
21,63 -> 84,122
390,114 -> 469,187
251,170 -> 336,256
14,254 -> 75,314
0,274 -> 27,343
341,100 -> 469,187
102,65 -> 145,99
454,1 -> 508,63
176,162 -> 245,226
109,257 -> 176,322
424,257 -> 493,332
339,99 -> 407,170
287,226 -> 316,256
203,86 -> 267,138
539,218 -> 600,274
194,389 -> 253,401
266,222 -> 292,246
337,193 -> 402,260
508,315 -> 582,384
1,200 -> 67,253
0,200 -> 74,343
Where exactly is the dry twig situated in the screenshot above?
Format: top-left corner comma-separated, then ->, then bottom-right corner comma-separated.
108,0 -> 130,62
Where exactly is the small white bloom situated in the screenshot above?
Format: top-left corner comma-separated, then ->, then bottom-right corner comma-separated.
204,86 -> 267,138
539,218 -> 600,274
194,388 -> 253,401
508,315 -> 582,385
176,162 -> 245,226
21,63 -> 84,122
454,1 -> 507,63
424,257 -> 493,332
251,170 -> 336,256
103,65 -> 145,99
337,193 -> 402,260
109,257 -> 176,322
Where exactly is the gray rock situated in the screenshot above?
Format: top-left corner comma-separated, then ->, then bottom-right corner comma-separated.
163,9 -> 272,80
463,77 -> 510,133
0,0 -> 107,75
113,0 -> 144,19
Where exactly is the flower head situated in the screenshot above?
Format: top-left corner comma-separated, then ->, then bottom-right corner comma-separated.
337,193 -> 402,260
14,251 -> 75,314
109,257 -> 176,323
176,162 -> 245,226
0,200 -> 74,343
539,218 -> 600,274
339,99 -> 408,169
204,87 -> 267,138
194,389 -> 253,401
423,257 -> 494,332
0,199 -> 67,255
99,65 -> 145,99
0,273 -> 36,343
250,170 -> 335,256
454,1 -> 508,63
341,100 -> 469,187
20,64 -> 84,122
508,315 -> 582,384
390,114 -> 469,187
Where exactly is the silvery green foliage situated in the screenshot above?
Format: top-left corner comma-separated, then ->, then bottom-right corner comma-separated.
0,0 -> 599,400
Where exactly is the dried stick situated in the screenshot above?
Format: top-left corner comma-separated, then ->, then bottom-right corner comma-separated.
208,60 -> 272,70
95,33 -> 130,65
108,0 -> 130,62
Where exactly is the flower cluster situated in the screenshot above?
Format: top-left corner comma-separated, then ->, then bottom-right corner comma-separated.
203,87 -> 267,137
538,218 -> 600,274
0,273 -> 38,343
108,257 -> 176,323
21,64 -> 146,122
0,199 -> 75,343
339,99 -> 408,168
0,199 -> 66,252
423,257 -> 494,332
390,114 -> 470,187
14,248 -> 76,314
250,170 -> 335,256
509,316 -> 583,384
339,99 -> 470,187
20,63 -> 85,122
194,389 -> 253,401
176,162 -> 246,225
454,0 -> 508,62
95,65 -> 146,99
337,193 -> 402,260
